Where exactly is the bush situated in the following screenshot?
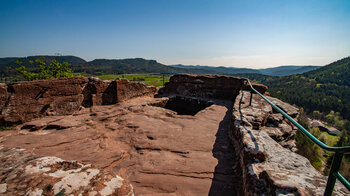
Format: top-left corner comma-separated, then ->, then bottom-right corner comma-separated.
295,127 -> 323,171
319,133 -> 327,143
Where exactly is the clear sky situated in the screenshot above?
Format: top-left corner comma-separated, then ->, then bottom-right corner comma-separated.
1,0 -> 350,68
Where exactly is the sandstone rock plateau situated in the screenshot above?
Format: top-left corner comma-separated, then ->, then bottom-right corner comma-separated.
0,75 -> 348,195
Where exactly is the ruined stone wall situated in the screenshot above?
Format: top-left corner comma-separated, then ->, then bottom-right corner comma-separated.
160,74 -> 268,100
116,78 -> 157,102
0,77 -> 156,124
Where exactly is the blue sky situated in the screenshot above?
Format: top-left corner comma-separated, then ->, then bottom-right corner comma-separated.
1,0 -> 350,68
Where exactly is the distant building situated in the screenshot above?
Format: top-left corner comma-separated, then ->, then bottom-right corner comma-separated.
310,120 -> 340,136
327,127 -> 341,136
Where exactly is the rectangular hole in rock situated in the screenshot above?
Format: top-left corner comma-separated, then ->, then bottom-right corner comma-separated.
157,96 -> 214,116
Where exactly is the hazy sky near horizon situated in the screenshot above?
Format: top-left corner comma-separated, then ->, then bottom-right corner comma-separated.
1,0 -> 350,68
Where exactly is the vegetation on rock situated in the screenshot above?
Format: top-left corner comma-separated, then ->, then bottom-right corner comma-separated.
297,108 -> 350,180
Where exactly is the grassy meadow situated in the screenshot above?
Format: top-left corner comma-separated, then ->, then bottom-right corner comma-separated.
94,74 -> 170,87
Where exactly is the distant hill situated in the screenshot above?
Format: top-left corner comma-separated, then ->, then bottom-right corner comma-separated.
303,57 -> 350,86
170,64 -> 259,74
80,58 -> 176,74
0,55 -> 321,76
259,65 -> 321,76
0,55 -> 87,74
253,56 -> 350,120
170,64 -> 321,76
81,58 -> 223,74
0,55 -> 86,68
0,56 -> 219,76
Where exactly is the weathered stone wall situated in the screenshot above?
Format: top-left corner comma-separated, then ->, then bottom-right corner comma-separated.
82,78 -> 117,107
2,77 -> 88,123
230,90 -> 348,195
116,78 -> 157,102
159,74 -> 268,100
0,77 -> 156,124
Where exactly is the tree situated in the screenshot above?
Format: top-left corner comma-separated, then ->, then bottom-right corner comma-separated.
15,57 -> 74,81
312,110 -> 322,119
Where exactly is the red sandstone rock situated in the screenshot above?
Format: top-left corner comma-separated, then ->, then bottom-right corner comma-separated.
0,77 -> 157,124
1,77 -> 88,123
266,95 -> 299,118
1,97 -> 238,195
160,74 -> 245,99
230,90 -> 348,195
1,75 -> 346,195
82,77 -> 117,106
116,78 -> 157,102
0,146 -> 134,195
242,81 -> 269,94
0,83 -> 7,114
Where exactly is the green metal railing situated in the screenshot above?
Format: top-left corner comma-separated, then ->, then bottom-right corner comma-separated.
246,79 -> 350,196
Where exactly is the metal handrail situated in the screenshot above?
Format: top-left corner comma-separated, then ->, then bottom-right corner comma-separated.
246,79 -> 350,195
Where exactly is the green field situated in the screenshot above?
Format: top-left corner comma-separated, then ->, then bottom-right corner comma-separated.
94,74 -> 170,87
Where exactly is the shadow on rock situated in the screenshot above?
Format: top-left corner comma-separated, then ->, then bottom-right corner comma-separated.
209,102 -> 240,196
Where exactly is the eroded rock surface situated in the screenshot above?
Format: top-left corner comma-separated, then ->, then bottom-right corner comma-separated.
0,146 -> 134,195
230,90 -> 348,195
0,96 -> 239,195
0,74 -> 347,196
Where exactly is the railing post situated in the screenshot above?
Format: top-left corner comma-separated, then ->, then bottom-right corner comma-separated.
249,91 -> 253,106
324,152 -> 343,196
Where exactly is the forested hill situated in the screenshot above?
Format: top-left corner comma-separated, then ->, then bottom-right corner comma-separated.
254,56 -> 350,120
169,64 -> 260,74
0,56 -> 218,75
170,64 -> 321,76
1,55 -> 321,76
77,58 -> 176,74
0,55 -> 86,71
80,58 -> 217,74
259,65 -> 321,76
303,56 -> 350,86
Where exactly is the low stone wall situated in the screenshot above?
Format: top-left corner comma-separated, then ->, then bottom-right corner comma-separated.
0,77 -> 156,124
116,78 -> 157,102
159,74 -> 268,100
230,90 -> 348,195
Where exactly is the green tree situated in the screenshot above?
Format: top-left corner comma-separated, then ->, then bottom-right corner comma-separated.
15,58 -> 74,81
312,110 -> 322,119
